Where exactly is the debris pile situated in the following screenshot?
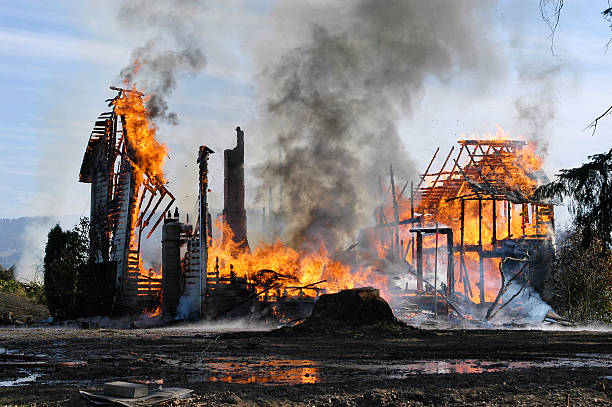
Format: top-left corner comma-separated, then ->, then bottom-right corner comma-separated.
277,287 -> 419,336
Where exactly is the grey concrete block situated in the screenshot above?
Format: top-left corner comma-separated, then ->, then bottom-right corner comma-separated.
103,381 -> 148,398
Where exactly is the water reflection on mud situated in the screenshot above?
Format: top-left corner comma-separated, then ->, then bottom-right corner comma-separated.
0,372 -> 40,387
198,355 -> 611,385
203,357 -> 319,384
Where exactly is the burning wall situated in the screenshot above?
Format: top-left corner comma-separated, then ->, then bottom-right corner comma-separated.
80,87 -> 174,315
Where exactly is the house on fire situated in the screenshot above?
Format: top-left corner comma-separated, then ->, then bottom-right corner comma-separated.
79,87 -> 174,315
379,138 -> 557,316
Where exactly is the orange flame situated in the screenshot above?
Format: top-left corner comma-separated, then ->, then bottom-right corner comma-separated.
207,221 -> 389,300
375,132 -> 550,304
113,89 -> 168,184
112,86 -> 167,314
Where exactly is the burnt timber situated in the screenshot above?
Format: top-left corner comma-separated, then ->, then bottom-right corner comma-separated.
79,87 -> 174,314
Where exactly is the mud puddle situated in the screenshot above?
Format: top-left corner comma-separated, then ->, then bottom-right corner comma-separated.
194,354 -> 611,385
194,357 -> 319,384
0,371 -> 41,387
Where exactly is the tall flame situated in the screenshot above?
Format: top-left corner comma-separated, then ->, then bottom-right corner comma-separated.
112,87 -> 167,311
113,89 -> 168,184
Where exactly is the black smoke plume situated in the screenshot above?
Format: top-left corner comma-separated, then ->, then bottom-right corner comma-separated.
117,0 -> 206,124
257,0 -> 499,251
514,64 -> 561,158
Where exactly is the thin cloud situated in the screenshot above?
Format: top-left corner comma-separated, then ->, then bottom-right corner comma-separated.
0,28 -> 129,64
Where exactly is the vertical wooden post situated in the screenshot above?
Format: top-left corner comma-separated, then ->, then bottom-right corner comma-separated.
478,198 -> 482,247
416,232 -> 423,291
410,181 -> 415,267
434,223 -> 439,318
447,229 -> 454,298
460,199 -> 466,294
521,203 -> 527,237
390,165 -> 400,262
479,253 -> 485,305
378,175 -> 385,248
507,201 -> 511,238
492,198 -> 497,245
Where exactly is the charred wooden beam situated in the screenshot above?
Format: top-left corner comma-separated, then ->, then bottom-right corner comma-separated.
492,198 -> 497,245
416,232 -> 423,291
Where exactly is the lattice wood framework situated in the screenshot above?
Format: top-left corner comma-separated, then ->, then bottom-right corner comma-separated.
414,139 -> 555,302
79,87 -> 174,311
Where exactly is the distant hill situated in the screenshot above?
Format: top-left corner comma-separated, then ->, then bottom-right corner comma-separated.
0,217 -> 49,267
0,210 -> 265,275
0,216 -> 79,271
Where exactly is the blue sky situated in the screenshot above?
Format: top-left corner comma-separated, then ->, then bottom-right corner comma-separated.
0,0 -> 611,228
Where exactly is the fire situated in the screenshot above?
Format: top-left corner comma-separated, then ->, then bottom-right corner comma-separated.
145,304 -> 162,318
199,129 -> 549,314
374,131 -> 551,306
113,88 -> 168,184
112,86 -> 167,314
208,221 -> 389,300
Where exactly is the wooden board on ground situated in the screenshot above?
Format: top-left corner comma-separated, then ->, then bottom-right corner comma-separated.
80,388 -> 193,406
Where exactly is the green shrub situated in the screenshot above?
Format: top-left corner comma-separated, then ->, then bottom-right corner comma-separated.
549,227 -> 612,324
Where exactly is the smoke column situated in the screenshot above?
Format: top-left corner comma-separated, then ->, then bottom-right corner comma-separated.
256,0 -> 500,251
117,0 -> 207,124
514,63 -> 561,158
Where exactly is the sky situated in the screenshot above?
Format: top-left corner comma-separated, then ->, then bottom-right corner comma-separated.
0,0 -> 611,228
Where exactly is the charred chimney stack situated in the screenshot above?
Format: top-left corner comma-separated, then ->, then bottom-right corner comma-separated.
223,126 -> 249,250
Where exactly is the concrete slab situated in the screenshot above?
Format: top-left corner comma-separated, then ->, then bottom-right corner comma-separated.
103,381 -> 148,398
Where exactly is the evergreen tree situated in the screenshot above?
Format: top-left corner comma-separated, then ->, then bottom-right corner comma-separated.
43,220 -> 89,319
534,148 -> 612,249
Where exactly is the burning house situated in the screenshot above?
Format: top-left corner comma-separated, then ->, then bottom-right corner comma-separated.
79,87 -> 174,314
79,87 -> 558,324
373,137 -> 557,322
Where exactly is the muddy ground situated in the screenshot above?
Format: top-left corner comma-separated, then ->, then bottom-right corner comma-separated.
0,327 -> 610,406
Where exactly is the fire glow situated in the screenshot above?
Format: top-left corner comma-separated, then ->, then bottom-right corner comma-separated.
208,221 -> 388,300
113,85 -> 552,318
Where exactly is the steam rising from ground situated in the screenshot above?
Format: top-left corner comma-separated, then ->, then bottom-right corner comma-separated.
256,0 -> 500,251
117,0 -> 207,124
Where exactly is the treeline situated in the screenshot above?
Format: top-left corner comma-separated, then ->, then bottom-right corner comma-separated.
536,148 -> 612,324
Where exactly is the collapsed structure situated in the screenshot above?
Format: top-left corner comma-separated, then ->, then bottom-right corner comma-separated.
80,88 -> 556,323
161,128 -> 320,320
374,138 -> 556,320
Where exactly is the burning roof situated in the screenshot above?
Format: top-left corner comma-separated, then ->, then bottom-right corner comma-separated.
416,139 -> 551,219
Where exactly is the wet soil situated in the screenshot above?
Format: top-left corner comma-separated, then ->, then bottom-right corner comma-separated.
0,327 -> 610,406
